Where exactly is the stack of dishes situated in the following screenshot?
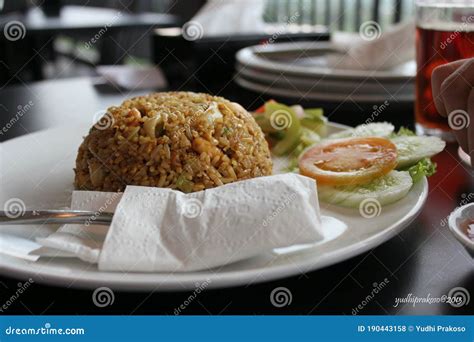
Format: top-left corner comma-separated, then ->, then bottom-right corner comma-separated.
235,41 -> 415,103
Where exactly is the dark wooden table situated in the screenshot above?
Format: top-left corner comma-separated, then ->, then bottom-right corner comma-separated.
0,77 -> 472,315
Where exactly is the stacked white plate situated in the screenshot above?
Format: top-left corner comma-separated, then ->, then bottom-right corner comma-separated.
235,41 -> 416,103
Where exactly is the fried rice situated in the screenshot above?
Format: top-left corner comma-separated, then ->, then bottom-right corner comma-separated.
74,91 -> 272,192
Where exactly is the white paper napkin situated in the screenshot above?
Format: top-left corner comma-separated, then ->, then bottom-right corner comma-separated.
328,20 -> 415,71
30,174 -> 324,272
189,0 -> 266,36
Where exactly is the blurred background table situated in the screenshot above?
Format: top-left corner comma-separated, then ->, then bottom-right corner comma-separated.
0,5 -> 179,83
0,76 -> 472,315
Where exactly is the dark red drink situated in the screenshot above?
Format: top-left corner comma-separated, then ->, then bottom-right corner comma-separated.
415,26 -> 474,135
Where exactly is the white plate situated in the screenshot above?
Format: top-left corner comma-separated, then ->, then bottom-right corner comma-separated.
235,76 -> 414,103
236,64 -> 414,97
0,123 -> 428,290
236,41 -> 416,81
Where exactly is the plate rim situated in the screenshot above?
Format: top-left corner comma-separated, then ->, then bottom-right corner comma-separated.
236,64 -> 415,90
235,76 -> 414,103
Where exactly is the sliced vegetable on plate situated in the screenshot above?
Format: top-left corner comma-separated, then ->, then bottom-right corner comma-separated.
298,137 -> 398,186
391,135 -> 446,168
253,100 -> 445,209
405,158 -> 437,183
253,100 -> 326,157
254,101 -> 300,156
299,107 -> 327,137
317,170 -> 413,208
327,122 -> 394,139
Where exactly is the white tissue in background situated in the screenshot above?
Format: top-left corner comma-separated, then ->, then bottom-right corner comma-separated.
98,174 -> 323,272
328,20 -> 415,71
96,65 -> 168,90
190,0 -> 266,36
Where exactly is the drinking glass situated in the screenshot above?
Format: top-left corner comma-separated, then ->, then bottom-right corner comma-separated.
415,0 -> 474,141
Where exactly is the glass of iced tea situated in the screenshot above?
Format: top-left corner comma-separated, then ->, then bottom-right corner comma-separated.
415,0 -> 474,140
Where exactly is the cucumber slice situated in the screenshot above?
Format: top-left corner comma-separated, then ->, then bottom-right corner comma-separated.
265,102 -> 301,156
300,108 -> 327,136
391,136 -> 446,168
300,127 -> 321,146
328,122 -> 394,139
317,170 -> 413,208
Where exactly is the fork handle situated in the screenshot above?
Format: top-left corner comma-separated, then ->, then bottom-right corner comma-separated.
0,210 -> 113,226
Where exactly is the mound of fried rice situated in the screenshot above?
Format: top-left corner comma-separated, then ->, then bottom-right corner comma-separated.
74,92 -> 272,192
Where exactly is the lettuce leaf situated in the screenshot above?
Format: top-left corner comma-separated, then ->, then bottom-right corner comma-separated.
390,128 -> 438,182
405,158 -> 436,183
390,126 -> 416,138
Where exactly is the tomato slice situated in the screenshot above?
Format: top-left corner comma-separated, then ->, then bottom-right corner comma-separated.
299,137 -> 398,186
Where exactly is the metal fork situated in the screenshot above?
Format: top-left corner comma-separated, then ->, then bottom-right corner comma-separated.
0,210 -> 114,226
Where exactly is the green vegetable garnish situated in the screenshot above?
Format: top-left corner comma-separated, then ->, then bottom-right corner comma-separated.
300,108 -> 327,136
405,158 -> 436,183
389,127 -> 442,181
269,131 -> 286,140
303,108 -> 324,120
176,174 -> 194,192
284,127 -> 321,172
254,114 -> 275,133
300,127 -> 321,146
264,102 -> 301,156
252,100 -> 326,165
391,126 -> 416,138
